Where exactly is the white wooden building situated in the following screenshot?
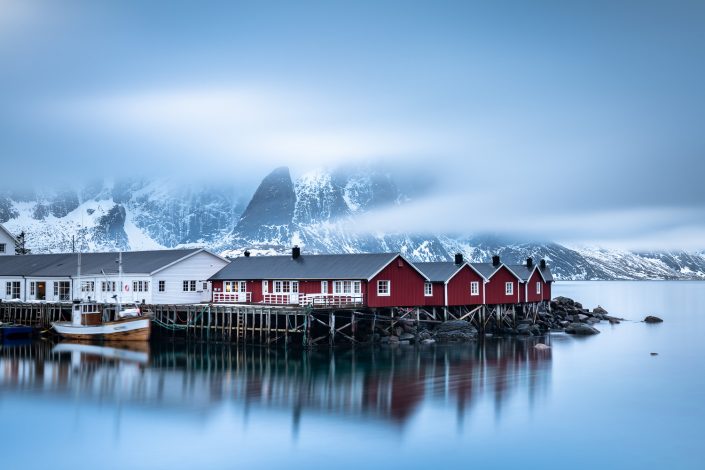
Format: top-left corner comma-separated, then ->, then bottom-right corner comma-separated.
0,224 -> 17,256
0,248 -> 229,304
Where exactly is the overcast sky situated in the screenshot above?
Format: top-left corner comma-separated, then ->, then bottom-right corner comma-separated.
1,0 -> 704,250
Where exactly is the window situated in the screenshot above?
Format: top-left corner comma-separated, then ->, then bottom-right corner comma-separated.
505,282 -> 514,295
0,243 -> 5,253
536,281 -> 541,295
263,280 -> 269,294
321,281 -> 328,294
6,281 -> 20,299
159,281 -> 165,292
81,281 -> 94,292
377,280 -> 390,296
54,281 -> 70,301
273,280 -> 298,293
183,280 -> 197,292
101,281 -> 116,292
202,282 -> 208,291
471,281 -> 479,296
225,281 -> 247,293
132,280 -> 149,292
30,282 -> 35,296
424,282 -> 433,297
333,280 -> 361,295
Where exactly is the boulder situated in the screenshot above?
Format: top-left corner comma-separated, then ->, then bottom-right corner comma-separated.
388,335 -> 399,343
434,320 -> 478,342
644,316 -> 663,323
534,343 -> 550,350
565,323 -> 600,335
399,332 -> 415,342
593,305 -> 608,315
577,313 -> 589,322
420,338 -> 436,345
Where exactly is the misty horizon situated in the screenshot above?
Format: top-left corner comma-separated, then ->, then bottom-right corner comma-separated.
2,0 -> 704,251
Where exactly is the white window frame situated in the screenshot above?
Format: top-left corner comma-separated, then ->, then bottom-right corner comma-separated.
353,281 -> 361,294
6,281 -> 20,299
470,281 -> 479,296
81,281 -> 94,292
263,280 -> 269,294
273,280 -> 298,294
30,282 -> 36,296
183,280 -> 197,292
321,281 -> 328,294
505,281 -> 514,295
536,281 -> 541,295
55,281 -> 70,301
424,282 -> 433,297
377,280 -> 390,296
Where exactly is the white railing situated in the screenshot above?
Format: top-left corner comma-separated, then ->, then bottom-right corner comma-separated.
263,293 -> 301,304
213,292 -> 252,303
299,294 -> 364,307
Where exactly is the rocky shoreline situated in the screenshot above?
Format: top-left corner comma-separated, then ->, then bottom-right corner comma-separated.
369,296 -> 633,346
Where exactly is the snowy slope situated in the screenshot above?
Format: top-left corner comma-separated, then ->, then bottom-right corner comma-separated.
2,168 -> 704,280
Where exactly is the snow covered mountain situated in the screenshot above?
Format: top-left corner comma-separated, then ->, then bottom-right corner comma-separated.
2,168 -> 704,280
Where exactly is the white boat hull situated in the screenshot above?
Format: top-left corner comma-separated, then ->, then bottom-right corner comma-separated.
52,318 -> 151,341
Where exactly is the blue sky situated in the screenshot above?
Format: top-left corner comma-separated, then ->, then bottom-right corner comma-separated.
1,0 -> 704,249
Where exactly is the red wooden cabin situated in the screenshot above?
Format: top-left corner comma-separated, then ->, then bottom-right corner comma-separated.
209,247 -> 429,308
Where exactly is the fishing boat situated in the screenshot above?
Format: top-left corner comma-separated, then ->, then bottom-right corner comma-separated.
51,252 -> 151,341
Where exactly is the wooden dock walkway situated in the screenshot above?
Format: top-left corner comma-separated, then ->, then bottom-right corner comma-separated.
0,301 -> 549,347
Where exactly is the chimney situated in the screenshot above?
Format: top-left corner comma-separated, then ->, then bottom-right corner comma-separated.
492,255 -> 500,267
244,250 -> 251,258
540,259 -> 546,270
454,253 -> 463,265
526,257 -> 533,268
292,246 -> 301,260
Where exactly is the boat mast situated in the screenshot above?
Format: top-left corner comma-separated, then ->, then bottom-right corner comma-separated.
76,251 -> 81,301
118,251 -> 123,317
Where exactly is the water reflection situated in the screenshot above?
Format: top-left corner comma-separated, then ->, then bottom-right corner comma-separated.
0,338 -> 552,433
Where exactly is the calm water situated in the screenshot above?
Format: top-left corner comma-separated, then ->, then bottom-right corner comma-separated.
1,281 -> 704,469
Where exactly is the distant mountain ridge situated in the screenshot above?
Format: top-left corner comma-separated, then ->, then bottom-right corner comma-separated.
1,168 -> 704,280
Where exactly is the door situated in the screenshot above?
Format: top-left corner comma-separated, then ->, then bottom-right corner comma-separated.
36,282 -> 46,301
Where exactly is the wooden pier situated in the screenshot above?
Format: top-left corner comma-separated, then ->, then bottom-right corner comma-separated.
0,301 -> 550,346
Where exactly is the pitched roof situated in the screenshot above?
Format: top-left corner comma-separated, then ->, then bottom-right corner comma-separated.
0,249 -> 207,277
415,262 -> 464,282
210,253 -> 426,281
504,263 -> 554,282
0,224 -> 18,244
470,262 -> 500,279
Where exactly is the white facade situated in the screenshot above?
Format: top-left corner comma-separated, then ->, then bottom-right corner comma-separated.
0,224 -> 16,256
1,250 -> 228,304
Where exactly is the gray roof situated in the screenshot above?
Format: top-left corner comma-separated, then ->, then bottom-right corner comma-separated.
470,263 -> 499,279
0,249 -> 204,277
210,253 -> 415,281
470,262 -> 553,282
506,264 -> 554,282
415,262 -> 465,283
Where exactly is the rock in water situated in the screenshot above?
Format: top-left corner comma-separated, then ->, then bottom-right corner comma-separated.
593,305 -> 609,315
650,352 -> 658,356
644,316 -> 664,323
534,343 -> 550,350
565,323 -> 600,335
434,320 -> 478,342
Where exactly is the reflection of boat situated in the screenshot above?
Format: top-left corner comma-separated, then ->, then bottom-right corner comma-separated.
51,252 -> 151,341
52,341 -> 150,364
